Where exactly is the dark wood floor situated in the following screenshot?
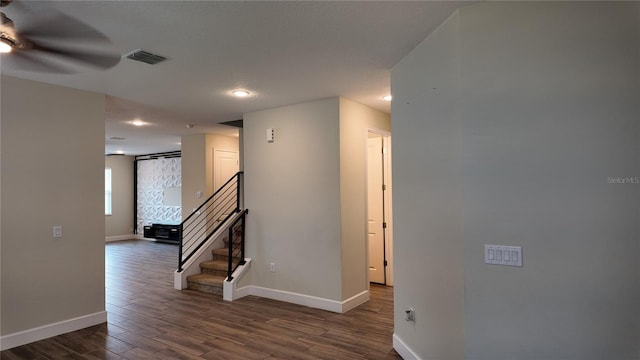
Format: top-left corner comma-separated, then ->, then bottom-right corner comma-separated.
2,240 -> 401,359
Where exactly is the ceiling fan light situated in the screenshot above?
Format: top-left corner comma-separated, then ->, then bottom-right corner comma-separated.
0,38 -> 13,53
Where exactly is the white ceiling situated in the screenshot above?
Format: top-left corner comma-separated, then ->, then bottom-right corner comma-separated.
1,1 -> 469,155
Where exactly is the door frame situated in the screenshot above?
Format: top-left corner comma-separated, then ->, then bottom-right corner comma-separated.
366,129 -> 393,286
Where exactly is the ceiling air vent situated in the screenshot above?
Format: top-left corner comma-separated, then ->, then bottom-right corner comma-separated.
109,136 -> 126,141
124,49 -> 167,65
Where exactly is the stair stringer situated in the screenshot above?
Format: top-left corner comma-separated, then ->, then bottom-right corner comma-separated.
174,210 -> 245,290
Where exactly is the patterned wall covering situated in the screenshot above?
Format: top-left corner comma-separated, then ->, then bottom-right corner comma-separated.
137,157 -> 182,233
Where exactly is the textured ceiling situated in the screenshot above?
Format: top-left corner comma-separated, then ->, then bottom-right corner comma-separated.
1,1 -> 469,155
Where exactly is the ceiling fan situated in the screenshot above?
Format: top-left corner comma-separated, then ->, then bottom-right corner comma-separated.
0,0 -> 120,73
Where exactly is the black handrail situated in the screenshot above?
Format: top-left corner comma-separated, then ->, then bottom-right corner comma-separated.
178,171 -> 243,271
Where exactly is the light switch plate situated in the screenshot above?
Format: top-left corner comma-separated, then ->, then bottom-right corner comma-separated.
485,245 -> 522,267
53,226 -> 63,238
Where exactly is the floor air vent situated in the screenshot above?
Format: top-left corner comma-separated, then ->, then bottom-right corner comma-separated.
124,49 -> 167,65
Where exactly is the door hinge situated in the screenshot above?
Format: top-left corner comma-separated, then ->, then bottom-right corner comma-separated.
382,222 -> 387,229
382,184 -> 387,191
384,260 -> 388,266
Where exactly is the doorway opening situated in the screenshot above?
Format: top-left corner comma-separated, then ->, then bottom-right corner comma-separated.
367,131 -> 393,286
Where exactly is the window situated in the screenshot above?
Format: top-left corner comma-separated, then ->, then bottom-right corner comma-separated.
105,168 -> 112,215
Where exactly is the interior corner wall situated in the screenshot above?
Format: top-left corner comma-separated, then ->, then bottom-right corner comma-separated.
181,134 -> 208,221
391,10 -> 466,360
0,76 -> 106,339
338,98 -> 390,300
392,2 -> 639,359
243,98 -> 343,301
182,133 -> 239,221
105,155 -> 134,238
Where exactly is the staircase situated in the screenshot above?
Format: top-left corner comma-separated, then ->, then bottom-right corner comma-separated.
186,224 -> 243,296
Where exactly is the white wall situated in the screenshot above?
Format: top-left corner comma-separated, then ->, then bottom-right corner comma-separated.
244,98 -> 343,301
339,98 -> 390,299
391,11 -> 466,359
182,133 -> 239,221
1,76 -> 106,340
242,97 -> 390,309
392,2 -> 640,359
459,3 -> 639,359
105,155 -> 134,238
182,134 -> 208,221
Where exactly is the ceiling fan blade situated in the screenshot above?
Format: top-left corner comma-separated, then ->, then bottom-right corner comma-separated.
1,50 -> 76,73
2,1 -> 120,73
19,11 -> 112,43
31,42 -> 120,70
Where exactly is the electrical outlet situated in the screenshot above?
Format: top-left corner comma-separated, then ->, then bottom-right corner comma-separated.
269,262 -> 276,272
405,308 -> 415,322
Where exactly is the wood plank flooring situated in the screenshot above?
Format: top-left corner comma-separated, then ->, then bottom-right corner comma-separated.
1,240 -> 401,359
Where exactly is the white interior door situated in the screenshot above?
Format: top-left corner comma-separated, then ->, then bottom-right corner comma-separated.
213,149 -> 239,191
368,135 -> 385,284
213,149 -> 239,222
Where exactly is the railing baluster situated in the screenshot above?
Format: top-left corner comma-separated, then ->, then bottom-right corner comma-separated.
178,225 -> 184,271
227,225 -> 234,281
240,210 -> 246,266
235,173 -> 241,212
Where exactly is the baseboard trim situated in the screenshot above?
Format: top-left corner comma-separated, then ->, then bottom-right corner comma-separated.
234,286 -> 369,313
0,311 -> 107,351
105,234 -> 137,242
342,290 -> 370,313
249,286 -> 344,312
233,285 -> 253,300
393,333 -> 421,360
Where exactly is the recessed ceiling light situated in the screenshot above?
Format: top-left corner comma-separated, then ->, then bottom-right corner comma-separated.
130,119 -> 146,126
116,150 -> 125,154
232,90 -> 250,98
382,95 -> 392,101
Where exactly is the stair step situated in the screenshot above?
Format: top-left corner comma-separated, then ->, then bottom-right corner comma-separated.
186,274 -> 224,296
212,247 -> 242,261
200,260 -> 228,276
212,247 -> 228,259
222,236 -> 242,245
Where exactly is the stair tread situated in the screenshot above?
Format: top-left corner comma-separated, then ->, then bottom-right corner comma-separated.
187,273 -> 225,286
212,247 -> 230,256
200,260 -> 228,270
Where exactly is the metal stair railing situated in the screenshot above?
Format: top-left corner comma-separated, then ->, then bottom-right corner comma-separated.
178,171 -> 243,272
226,209 -> 248,281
